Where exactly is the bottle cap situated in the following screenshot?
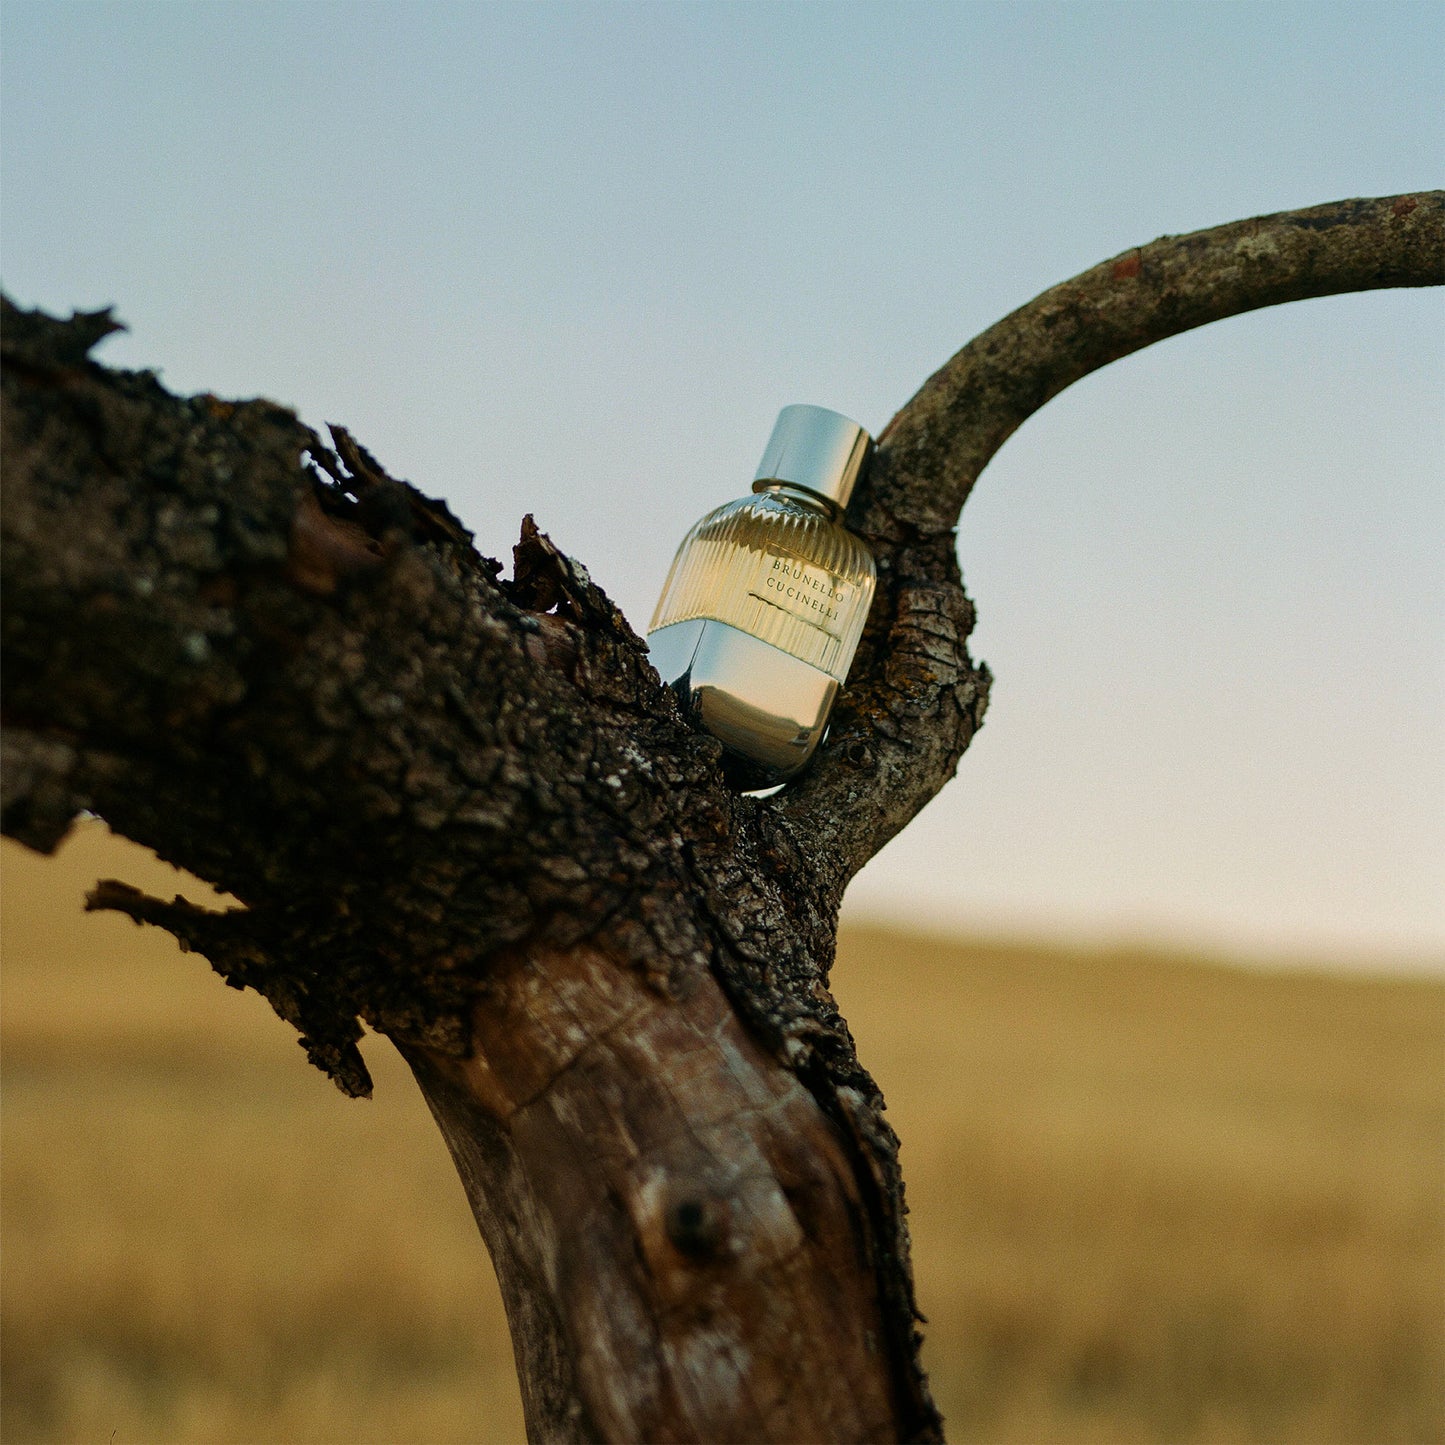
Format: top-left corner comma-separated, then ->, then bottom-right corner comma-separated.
752,404 -> 872,510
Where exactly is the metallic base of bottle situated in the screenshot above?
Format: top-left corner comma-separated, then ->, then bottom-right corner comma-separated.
647,618 -> 839,786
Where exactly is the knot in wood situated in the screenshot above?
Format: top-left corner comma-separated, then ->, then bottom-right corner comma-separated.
632,1169 -> 742,1303
665,1194 -> 727,1261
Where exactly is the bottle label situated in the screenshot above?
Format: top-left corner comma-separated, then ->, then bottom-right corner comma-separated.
748,547 -> 852,638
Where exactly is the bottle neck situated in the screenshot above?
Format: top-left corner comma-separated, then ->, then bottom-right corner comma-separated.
755,481 -> 840,520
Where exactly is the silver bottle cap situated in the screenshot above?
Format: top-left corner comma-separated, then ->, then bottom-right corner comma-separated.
752,404 -> 872,510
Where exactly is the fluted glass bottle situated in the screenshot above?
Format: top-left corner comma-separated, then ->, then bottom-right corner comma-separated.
648,405 -> 877,785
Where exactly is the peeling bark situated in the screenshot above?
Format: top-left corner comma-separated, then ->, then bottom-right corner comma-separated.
2,192 -> 1439,1442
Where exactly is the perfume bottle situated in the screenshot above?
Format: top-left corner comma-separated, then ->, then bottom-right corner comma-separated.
648,405 -> 877,785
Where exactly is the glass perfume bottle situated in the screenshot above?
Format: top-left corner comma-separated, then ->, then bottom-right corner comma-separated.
648,404 -> 877,785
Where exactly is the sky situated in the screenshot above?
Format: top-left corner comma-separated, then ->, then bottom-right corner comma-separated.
3,1 -> 1442,968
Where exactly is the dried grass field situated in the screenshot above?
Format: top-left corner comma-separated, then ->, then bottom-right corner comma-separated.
3,823 -> 1442,1444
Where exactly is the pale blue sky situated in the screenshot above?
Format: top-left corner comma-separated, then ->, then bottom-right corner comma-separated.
4,1 -> 1442,965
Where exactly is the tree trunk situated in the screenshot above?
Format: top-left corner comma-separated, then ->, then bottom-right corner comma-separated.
405,942 -> 903,1441
3,193 -> 1439,1442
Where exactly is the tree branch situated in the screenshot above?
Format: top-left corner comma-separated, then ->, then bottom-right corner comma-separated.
778,192 -> 1444,881
3,191 -> 1437,1443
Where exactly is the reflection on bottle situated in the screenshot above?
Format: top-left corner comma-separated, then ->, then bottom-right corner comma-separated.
649,405 -> 877,786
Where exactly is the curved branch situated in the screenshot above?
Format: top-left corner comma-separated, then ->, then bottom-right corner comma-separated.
875,192 -> 1443,531
776,191 -> 1444,882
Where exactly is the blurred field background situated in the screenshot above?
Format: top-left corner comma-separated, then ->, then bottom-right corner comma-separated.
2,821 -> 1441,1445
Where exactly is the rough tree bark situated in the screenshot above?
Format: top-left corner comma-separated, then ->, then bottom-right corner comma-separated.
3,193 -> 1440,1443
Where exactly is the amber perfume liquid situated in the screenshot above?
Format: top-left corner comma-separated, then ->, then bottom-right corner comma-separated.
648,406 -> 877,785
